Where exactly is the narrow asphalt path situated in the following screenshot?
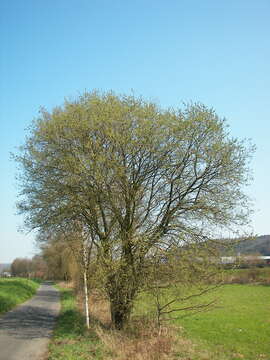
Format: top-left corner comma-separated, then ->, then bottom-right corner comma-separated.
0,282 -> 60,360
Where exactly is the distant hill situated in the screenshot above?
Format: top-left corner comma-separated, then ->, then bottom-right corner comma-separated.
230,235 -> 270,256
0,264 -> 11,272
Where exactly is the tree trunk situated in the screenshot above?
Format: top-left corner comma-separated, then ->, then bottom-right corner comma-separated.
107,239 -> 141,330
108,275 -> 137,330
110,298 -> 133,330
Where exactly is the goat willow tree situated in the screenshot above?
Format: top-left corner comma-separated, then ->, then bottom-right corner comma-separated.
15,91 -> 254,329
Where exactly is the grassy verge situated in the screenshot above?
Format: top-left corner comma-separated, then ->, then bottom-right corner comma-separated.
0,277 -> 40,314
135,284 -> 270,360
48,286 -> 111,360
49,285 -> 219,360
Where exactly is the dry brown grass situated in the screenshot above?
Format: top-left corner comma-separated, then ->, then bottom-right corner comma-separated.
83,290 -> 215,360
89,290 -> 111,327
96,323 -> 171,360
56,280 -> 74,289
223,268 -> 270,285
95,319 -> 215,360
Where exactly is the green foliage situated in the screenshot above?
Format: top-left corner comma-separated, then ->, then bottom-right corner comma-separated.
14,91 -> 255,329
15,92 -> 254,235
0,278 -> 39,314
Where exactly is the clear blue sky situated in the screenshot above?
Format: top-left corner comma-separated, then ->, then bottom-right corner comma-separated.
1,0 -> 269,263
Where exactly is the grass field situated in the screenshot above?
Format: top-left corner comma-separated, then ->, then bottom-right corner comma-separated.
177,284 -> 270,360
49,283 -> 270,360
135,284 -> 270,360
0,277 -> 40,314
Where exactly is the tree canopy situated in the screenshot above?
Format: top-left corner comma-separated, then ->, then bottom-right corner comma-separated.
15,91 -> 254,328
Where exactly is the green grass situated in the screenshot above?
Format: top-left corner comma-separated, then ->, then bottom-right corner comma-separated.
136,284 -> 270,360
179,285 -> 270,360
50,283 -> 270,360
48,286 -> 111,360
0,277 -> 40,314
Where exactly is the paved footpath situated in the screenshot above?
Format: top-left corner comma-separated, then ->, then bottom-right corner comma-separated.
0,282 -> 60,360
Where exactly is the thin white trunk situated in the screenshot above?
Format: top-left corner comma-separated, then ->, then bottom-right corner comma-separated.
83,268 -> 90,329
